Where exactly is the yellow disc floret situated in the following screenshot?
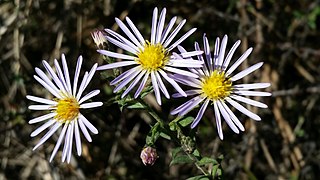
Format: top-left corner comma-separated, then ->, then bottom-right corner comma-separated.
201,70 -> 232,101
54,97 -> 80,123
136,42 -> 169,71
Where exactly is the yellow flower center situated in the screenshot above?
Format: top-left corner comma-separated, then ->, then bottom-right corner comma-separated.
136,42 -> 169,71
201,70 -> 232,101
54,97 -> 80,123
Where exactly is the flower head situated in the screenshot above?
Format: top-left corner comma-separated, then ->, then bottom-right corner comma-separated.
171,34 -> 271,140
97,7 -> 203,105
27,54 -> 103,163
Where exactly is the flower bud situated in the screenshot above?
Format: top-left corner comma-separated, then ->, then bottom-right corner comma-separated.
181,136 -> 195,153
140,146 -> 158,166
91,30 -> 107,48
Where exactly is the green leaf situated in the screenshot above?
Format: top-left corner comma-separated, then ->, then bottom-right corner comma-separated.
192,149 -> 201,159
140,86 -> 153,98
127,102 -> 147,109
187,175 -> 210,180
146,123 -> 160,145
198,157 -> 218,166
178,116 -> 194,127
171,147 -> 183,158
159,132 -> 171,140
170,154 -> 194,166
169,122 -> 177,131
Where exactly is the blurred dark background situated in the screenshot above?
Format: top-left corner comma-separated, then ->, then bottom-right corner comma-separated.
1,0 -> 320,179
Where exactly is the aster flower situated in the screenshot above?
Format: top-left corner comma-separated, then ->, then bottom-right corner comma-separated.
97,7 -> 203,105
27,54 -> 103,163
171,34 -> 271,140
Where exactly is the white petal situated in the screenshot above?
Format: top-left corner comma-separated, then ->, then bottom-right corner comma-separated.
158,69 -> 186,97
223,40 -> 241,69
213,36 -> 220,67
35,68 -> 61,96
170,74 -> 202,88
80,102 -> 103,109
78,117 -> 92,142
29,112 -> 56,124
115,18 -> 143,49
231,95 -> 268,108
42,60 -> 66,92
171,95 -> 202,115
160,16 -> 177,44
226,97 -> 261,121
134,71 -> 150,98
26,95 -> 57,105
28,105 -> 54,110
226,47 -> 253,76
61,54 -> 72,94
220,101 -> 245,131
164,66 -> 198,78
34,75 -> 62,99
83,63 -> 98,95
75,72 -> 88,100
234,83 -> 271,90
97,61 -> 137,71
121,70 -> 146,98
75,63 -> 97,101
54,59 -> 69,93
33,122 -> 61,150
172,89 -> 201,98
31,119 -> 55,137
203,34 -> 214,72
110,66 -> 142,85
230,62 -> 263,81
213,101 -> 223,140
97,48 -> 137,61
155,8 -> 166,44
150,7 -> 158,44
113,68 -> 141,92
179,50 -> 204,58
50,123 -> 68,162
167,28 -> 197,51
216,35 -> 228,67
62,123 -> 72,162
79,90 -> 100,104
105,28 -> 139,52
234,91 -> 272,96
106,36 -> 138,54
163,19 -> 186,48
110,66 -> 141,85
79,114 -> 98,134
194,42 -> 209,76
151,71 -> 161,105
168,59 -> 204,68
125,17 -> 145,45
74,120 -> 82,156
191,99 -> 209,128
155,71 -> 170,99
73,56 -> 83,96
178,96 -> 205,117
67,121 -> 74,163
217,100 -> 239,134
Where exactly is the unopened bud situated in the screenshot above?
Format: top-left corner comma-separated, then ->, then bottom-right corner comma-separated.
181,136 -> 195,153
140,146 -> 158,166
91,30 -> 107,48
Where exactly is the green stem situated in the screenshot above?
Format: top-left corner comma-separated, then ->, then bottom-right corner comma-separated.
137,98 -> 163,124
186,153 -> 208,176
137,98 -> 209,176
